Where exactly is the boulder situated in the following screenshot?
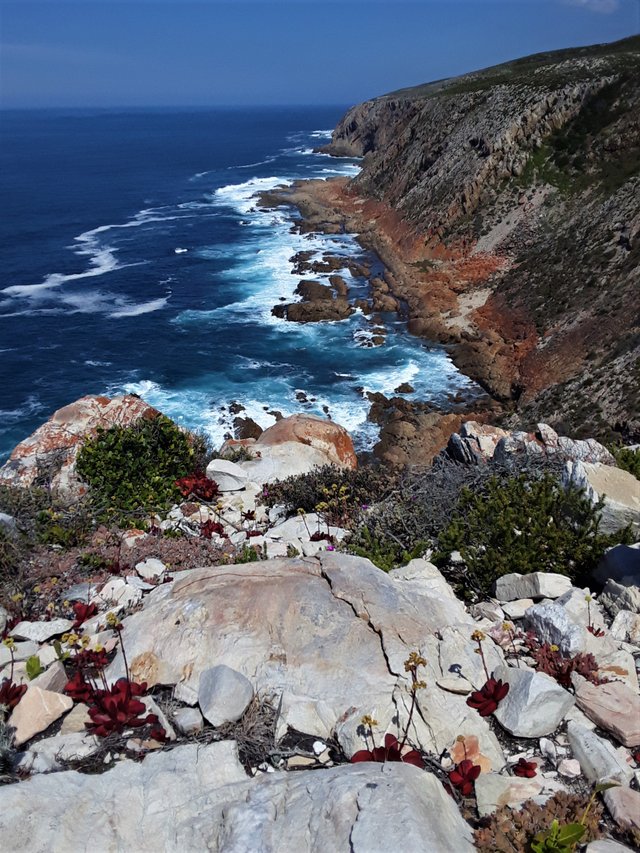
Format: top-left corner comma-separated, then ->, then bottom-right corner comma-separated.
603,786 -> 640,833
566,721 -> 634,785
0,742 -> 475,852
198,665 -> 254,727
494,572 -> 572,602
494,426 -> 614,467
594,543 -> 640,588
563,461 -> 640,534
105,553 -> 500,760
446,422 -> 510,464
252,414 -> 357,469
524,602 -> 585,656
609,610 -> 640,645
205,458 -> 249,492
10,618 -> 74,643
0,394 -> 158,501
135,558 -> 167,582
600,579 -> 640,616
574,680 -> 640,747
493,665 -> 575,737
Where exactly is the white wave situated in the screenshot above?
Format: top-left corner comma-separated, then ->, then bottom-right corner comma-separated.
362,360 -> 421,397
109,296 -> 169,319
235,156 -> 277,170
310,130 -> 333,138
174,247 -> 188,254
84,359 -> 112,367
213,176 -> 292,216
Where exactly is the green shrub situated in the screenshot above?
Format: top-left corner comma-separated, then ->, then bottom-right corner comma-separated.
347,527 -> 428,572
609,444 -> 640,480
76,415 -> 198,523
263,465 -> 398,528
435,473 -> 631,597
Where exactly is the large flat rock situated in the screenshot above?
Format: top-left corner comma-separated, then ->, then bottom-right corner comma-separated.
0,742 -> 475,852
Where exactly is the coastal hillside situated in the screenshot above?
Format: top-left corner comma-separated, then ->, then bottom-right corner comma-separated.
324,36 -> 640,441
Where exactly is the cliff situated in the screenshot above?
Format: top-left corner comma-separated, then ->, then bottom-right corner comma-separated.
324,36 -> 640,440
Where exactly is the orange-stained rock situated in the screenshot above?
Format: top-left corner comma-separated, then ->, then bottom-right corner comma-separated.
255,414 -> 357,470
0,394 -> 159,501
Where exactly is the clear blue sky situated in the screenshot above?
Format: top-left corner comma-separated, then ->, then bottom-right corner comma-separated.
1,0 -> 638,108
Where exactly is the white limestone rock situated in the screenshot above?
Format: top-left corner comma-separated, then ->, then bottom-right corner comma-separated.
493,665 -> 575,737
567,721 -> 634,785
525,601 -> 586,656
10,619 -> 74,643
135,558 -> 166,582
205,458 -> 249,492
495,572 -> 572,602
198,664 -> 254,727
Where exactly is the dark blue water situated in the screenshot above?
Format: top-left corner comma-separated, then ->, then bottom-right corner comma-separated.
0,107 -> 480,460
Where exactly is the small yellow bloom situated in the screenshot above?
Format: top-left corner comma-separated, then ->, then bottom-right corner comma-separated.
2,637 -> 15,649
471,630 -> 486,643
62,600 -> 70,608
550,644 -> 559,652
10,593 -> 24,603
105,612 -> 121,628
33,585 -> 42,594
584,594 -> 593,603
361,714 -> 379,728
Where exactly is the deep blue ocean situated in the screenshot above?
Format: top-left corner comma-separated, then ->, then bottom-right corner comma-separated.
0,107 -> 480,461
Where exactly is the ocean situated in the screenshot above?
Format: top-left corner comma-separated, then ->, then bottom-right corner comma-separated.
0,107 -> 480,461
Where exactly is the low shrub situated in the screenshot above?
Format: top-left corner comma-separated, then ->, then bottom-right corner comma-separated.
263,465 -> 399,528
435,472 -> 631,597
76,415 -> 198,523
610,444 -> 640,480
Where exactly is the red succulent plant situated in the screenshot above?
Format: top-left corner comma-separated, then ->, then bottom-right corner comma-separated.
448,759 -> 481,796
466,677 -> 510,717
175,472 -> 219,502
513,757 -> 538,778
0,678 -> 27,715
72,601 -> 98,629
64,670 -> 95,703
351,733 -> 424,768
85,678 -> 160,738
200,519 -> 225,539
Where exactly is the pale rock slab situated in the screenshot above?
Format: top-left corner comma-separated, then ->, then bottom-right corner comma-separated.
0,742 -> 475,853
198,665 -> 254,727
555,586 -> 606,631
30,660 -> 68,693
575,680 -> 640,747
567,721 -> 634,784
59,703 -> 90,735
8,686 -> 73,746
493,665 -> 575,737
475,772 -> 544,816
586,842 -> 637,853
205,458 -> 249,492
10,618 -> 75,643
495,572 -> 572,602
502,598 -> 535,620
173,707 -> 204,735
601,579 -> 640,617
525,601 -> 586,655
604,785 -> 640,832
17,732 -> 99,774
135,558 -> 166,582
0,641 -> 40,668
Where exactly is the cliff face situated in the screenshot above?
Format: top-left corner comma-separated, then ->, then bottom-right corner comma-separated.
325,37 -> 640,439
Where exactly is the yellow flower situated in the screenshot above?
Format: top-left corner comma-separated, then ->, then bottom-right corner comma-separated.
105,612 -> 121,628
33,585 -> 42,594
63,600 -> 70,608
471,630 -> 486,643
2,637 -> 15,649
10,593 -> 24,603
584,594 -> 593,603
80,636 -> 91,648
550,644 -> 559,652
404,651 -> 427,671
361,714 -> 379,728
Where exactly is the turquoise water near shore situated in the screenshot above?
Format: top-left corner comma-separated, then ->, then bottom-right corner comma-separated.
0,107 -> 482,460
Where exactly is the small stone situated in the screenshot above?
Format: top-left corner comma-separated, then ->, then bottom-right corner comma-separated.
59,703 -> 91,734
558,758 -> 582,778
493,665 -> 575,738
93,578 -> 142,609
125,575 -> 156,591
62,582 -> 99,602
609,610 -> 640,645
173,707 -> 204,735
502,599 -> 535,620
198,664 -> 254,727
10,618 -> 74,643
206,458 -> 250,492
495,573 -> 572,602
286,755 -> 317,769
135,558 -> 166,582
312,740 -> 327,755
174,682 -> 198,706
575,680 -> 640,747
8,686 -> 73,746
475,772 -> 544,816
31,660 -> 68,693
567,721 -> 633,785
121,529 -> 149,548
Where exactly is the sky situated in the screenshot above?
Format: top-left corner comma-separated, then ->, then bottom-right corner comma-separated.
0,0 -> 638,108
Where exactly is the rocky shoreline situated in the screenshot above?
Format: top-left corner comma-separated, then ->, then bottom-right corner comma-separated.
258,178 -> 504,465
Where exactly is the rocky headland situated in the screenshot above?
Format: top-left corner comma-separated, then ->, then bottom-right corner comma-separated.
260,35 -> 640,459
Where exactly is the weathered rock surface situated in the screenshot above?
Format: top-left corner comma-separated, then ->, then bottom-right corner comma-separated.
566,721 -> 634,785
0,394 -> 158,500
475,771 -> 543,817
493,665 -> 575,737
105,553 -> 501,761
525,601 -> 585,656
564,461 -> 640,534
0,742 -> 475,852
205,458 -> 249,492
604,785 -> 640,833
575,680 -> 640,748
250,413 -> 357,469
10,618 -> 74,643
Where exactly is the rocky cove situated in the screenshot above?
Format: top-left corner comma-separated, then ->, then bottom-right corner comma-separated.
0,33 -> 639,853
